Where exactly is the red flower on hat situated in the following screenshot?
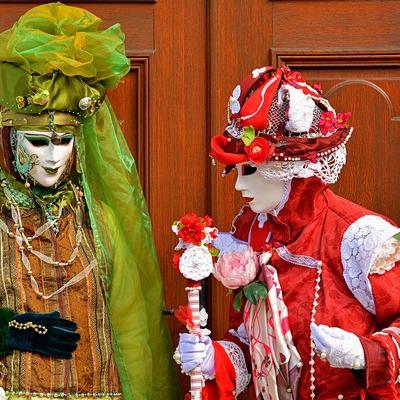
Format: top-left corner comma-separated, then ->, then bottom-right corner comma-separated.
334,112 -> 351,129
244,137 -> 274,164
318,111 -> 336,135
312,83 -> 323,95
307,151 -> 318,164
285,70 -> 306,84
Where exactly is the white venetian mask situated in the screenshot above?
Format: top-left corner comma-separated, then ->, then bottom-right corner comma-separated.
235,163 -> 286,214
13,129 -> 75,188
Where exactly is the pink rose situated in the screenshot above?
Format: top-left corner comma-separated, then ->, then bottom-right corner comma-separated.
213,248 -> 259,289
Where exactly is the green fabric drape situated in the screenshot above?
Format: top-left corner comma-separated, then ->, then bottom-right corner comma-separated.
78,99 -> 180,399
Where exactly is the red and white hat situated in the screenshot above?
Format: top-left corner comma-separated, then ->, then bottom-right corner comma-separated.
210,65 -> 352,183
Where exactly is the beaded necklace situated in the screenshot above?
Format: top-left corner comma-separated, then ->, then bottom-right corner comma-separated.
0,178 -> 96,300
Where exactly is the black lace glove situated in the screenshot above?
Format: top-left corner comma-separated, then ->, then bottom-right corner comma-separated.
2,310 -> 80,359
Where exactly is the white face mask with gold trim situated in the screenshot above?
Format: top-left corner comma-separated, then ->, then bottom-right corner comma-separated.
12,129 -> 75,188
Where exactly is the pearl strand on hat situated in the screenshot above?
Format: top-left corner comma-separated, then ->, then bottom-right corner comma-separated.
309,261 -> 322,400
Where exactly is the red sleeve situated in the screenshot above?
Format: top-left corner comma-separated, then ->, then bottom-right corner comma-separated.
202,341 -> 236,400
362,261 -> 400,398
201,291 -> 252,398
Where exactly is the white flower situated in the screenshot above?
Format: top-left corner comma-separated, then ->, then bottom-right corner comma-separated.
251,66 -> 267,78
283,85 -> 315,133
229,85 -> 241,114
179,246 -> 214,280
0,387 -> 6,400
171,224 -> 179,234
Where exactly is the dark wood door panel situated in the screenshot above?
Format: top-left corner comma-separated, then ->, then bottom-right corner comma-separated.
273,0 -> 400,50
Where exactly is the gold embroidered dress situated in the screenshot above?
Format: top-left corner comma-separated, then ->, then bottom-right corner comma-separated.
0,179 -> 121,399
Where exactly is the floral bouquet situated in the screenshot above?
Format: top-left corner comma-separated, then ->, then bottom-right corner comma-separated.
172,213 -> 219,281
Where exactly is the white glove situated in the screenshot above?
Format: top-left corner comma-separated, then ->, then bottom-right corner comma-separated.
176,332 -> 215,378
310,323 -> 365,369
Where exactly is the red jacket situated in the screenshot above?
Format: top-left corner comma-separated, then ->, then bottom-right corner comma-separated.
204,177 -> 400,400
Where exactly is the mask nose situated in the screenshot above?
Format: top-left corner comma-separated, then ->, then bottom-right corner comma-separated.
45,144 -> 61,165
235,172 -> 247,192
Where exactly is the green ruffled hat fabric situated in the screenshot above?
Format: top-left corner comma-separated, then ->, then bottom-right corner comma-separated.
0,3 -> 180,399
0,2 -> 130,115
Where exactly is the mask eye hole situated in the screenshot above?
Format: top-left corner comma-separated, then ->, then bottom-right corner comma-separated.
60,136 -> 73,145
241,164 -> 257,176
25,135 -> 50,147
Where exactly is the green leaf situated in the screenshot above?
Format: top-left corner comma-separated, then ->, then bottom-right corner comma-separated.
241,126 -> 256,146
226,289 -> 233,297
233,290 -> 243,312
394,232 -> 400,241
243,282 -> 268,305
209,246 -> 220,257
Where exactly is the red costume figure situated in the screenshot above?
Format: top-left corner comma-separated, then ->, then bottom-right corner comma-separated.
176,66 -> 400,400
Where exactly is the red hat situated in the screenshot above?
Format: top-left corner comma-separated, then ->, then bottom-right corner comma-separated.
210,65 -> 352,183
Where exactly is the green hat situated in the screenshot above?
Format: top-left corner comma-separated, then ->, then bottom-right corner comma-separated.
0,1 -> 130,125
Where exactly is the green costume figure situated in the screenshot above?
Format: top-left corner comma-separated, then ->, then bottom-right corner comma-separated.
0,3 -> 180,399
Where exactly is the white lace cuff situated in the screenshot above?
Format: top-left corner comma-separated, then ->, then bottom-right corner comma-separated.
341,215 -> 400,314
218,340 -> 251,397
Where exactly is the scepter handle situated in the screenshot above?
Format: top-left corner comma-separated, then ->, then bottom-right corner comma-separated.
186,283 -> 203,400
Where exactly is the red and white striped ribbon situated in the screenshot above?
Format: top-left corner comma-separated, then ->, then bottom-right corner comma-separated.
186,285 -> 203,400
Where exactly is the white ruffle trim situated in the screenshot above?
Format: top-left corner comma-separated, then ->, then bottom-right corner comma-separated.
257,143 -> 347,185
218,340 -> 251,397
370,236 -> 400,274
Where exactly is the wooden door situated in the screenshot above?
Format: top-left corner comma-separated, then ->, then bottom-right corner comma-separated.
1,1 -> 400,398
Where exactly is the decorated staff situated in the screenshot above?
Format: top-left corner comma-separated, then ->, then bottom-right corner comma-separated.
171,214 -> 219,400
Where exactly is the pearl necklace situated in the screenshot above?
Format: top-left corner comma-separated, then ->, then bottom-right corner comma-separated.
0,179 -> 96,300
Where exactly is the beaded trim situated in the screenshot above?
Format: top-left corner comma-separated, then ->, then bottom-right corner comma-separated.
309,262 -> 322,399
9,319 -> 47,335
5,391 -> 122,399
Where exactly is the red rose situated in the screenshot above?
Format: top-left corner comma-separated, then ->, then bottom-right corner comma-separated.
307,151 -> 318,164
318,111 -> 336,135
286,71 -> 305,83
244,137 -> 275,164
180,212 -> 201,226
178,224 -> 206,245
312,83 -> 323,95
203,215 -> 213,227
334,112 -> 351,129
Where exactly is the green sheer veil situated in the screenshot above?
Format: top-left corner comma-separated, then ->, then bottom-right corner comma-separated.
0,3 -> 180,399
